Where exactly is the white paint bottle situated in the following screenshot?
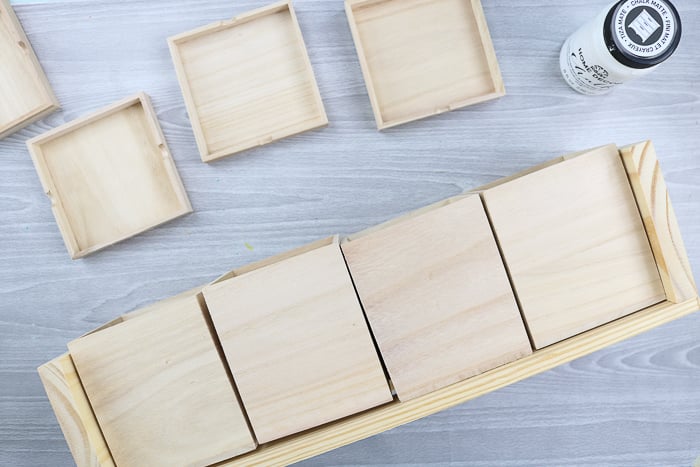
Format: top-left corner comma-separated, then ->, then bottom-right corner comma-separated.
560,0 -> 681,95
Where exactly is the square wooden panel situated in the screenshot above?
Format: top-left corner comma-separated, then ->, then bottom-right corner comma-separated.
342,195 -> 532,401
0,0 -> 59,139
67,294 -> 256,467
202,237 -> 392,443
27,93 -> 192,259
481,145 -> 666,349
168,0 -> 327,162
345,0 -> 504,129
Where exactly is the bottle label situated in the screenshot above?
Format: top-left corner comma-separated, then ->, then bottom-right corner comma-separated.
560,41 -> 623,95
614,0 -> 677,58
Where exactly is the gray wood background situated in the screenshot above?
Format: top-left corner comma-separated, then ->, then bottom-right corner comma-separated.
1,0 -> 699,465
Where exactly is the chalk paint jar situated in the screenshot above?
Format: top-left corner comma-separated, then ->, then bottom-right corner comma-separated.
560,0 -> 681,95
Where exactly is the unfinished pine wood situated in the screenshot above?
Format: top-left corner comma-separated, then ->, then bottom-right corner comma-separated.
168,0 -> 327,162
620,141 -> 698,303
26,93 -> 192,259
202,237 -> 392,444
345,0 -> 504,129
0,0 -> 59,139
342,195 -> 532,400
37,355 -> 115,467
67,294 -> 255,467
36,139 -> 700,466
481,145 -> 666,349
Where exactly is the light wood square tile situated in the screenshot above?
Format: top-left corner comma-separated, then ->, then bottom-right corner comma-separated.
202,238 -> 392,443
482,145 -> 666,349
342,195 -> 532,400
68,295 -> 255,467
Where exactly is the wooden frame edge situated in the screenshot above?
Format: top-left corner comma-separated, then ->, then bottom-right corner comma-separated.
286,0 -> 328,130
0,102 -> 59,140
344,0 -> 386,130
470,0 -> 505,96
138,92 -> 193,215
38,354 -> 115,467
620,141 -> 698,303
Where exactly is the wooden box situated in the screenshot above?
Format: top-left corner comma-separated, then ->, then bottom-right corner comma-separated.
342,195 -> 532,400
168,0 -> 328,162
0,0 -> 59,139
39,142 -> 698,466
480,145 -> 666,349
202,237 -> 392,443
345,0 -> 505,129
66,294 -> 256,467
27,93 -> 192,259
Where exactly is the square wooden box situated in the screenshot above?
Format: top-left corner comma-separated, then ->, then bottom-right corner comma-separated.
0,0 -> 59,139
39,142 -> 698,466
202,237 -> 392,443
67,294 -> 256,467
168,0 -> 328,162
342,195 -> 532,401
480,145 -> 666,349
345,0 -> 505,129
27,93 -> 192,259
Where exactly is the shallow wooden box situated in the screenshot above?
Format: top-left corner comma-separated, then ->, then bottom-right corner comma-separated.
345,0 -> 505,129
39,142 -> 698,466
0,0 -> 59,139
168,0 -> 327,162
27,93 -> 192,259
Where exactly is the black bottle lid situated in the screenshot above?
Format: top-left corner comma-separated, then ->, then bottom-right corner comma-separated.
604,0 -> 682,69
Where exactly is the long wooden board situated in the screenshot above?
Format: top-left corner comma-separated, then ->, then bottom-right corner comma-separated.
620,141 -> 698,303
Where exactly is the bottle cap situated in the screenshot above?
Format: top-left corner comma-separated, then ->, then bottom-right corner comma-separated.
604,0 -> 682,69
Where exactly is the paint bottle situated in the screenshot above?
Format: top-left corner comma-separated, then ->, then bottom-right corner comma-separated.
560,0 -> 681,95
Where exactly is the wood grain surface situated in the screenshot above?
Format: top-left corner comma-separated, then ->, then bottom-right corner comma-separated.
203,239 -> 392,444
343,195 -> 531,400
482,145 -> 665,349
0,0 -> 698,466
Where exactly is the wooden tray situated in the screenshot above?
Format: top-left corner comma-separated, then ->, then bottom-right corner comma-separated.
27,93 -> 192,259
38,141 -> 698,466
0,0 -> 59,139
168,0 -> 327,162
345,0 -> 505,129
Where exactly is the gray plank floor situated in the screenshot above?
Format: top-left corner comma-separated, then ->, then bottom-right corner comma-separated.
1,0 -> 699,466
